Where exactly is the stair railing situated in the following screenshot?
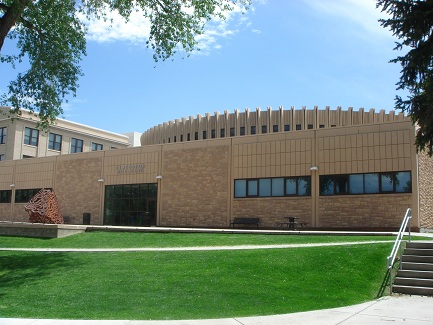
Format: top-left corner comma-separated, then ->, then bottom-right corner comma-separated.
387,208 -> 412,294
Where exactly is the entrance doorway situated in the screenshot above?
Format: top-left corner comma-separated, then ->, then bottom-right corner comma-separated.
103,183 -> 157,226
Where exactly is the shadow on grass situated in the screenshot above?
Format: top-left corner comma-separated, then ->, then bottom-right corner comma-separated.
0,252 -> 78,298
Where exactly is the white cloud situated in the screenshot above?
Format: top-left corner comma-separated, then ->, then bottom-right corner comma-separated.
302,0 -> 393,40
82,3 -> 251,54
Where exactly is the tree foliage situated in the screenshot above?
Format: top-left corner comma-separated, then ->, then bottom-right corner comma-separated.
377,0 -> 433,155
0,0 -> 249,128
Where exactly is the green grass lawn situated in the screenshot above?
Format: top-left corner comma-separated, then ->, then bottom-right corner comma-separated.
0,232 -> 395,320
0,231 -> 398,248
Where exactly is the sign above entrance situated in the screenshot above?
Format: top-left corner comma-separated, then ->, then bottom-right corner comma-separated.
115,163 -> 145,175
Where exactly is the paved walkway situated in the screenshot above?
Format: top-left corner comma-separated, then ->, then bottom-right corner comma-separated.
2,295 -> 433,324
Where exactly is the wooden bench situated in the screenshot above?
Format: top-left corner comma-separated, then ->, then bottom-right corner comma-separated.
231,217 -> 260,228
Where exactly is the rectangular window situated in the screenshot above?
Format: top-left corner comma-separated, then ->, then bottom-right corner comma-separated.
349,174 -> 364,194
202,131 -> 207,140
174,136 -> 177,143
24,127 -> 39,146
240,127 -> 245,136
259,178 -> 271,197
0,127 -> 6,144
272,178 -> 284,196
247,179 -> 258,196
307,124 -> 313,129
234,179 -> 247,198
261,125 -> 267,134
395,171 -> 412,193
48,133 -> 62,151
15,188 -> 42,203
319,172 -> 411,196
251,126 -> 256,135
364,173 -> 379,194
0,190 -> 11,203
296,124 -> 302,130
92,142 -> 103,151
319,124 -> 325,128
194,132 -> 198,140
235,176 -> 312,198
230,127 -> 235,137
0,154 -> 4,161
381,173 -> 394,192
335,174 -> 349,194
187,133 -> 191,141
71,138 -> 83,153
297,177 -> 311,196
284,124 -> 290,131
273,125 -> 279,132
180,134 -> 184,142
220,128 -> 225,138
211,129 -> 216,139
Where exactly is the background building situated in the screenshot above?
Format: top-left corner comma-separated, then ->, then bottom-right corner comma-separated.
0,106 -> 131,161
0,107 -> 432,231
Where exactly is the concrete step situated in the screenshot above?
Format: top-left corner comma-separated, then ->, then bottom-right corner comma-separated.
397,270 -> 433,280
404,248 -> 433,256
392,285 -> 433,296
402,255 -> 433,263
406,241 -> 433,249
394,277 -> 433,288
401,262 -> 433,271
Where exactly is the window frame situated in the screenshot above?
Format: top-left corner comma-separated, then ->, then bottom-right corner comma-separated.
48,133 -> 62,151
91,142 -> 103,151
71,138 -> 84,153
0,127 -> 6,144
24,127 -> 39,147
234,176 -> 312,198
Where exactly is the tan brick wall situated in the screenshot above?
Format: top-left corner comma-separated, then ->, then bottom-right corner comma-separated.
232,197 -> 312,228
318,194 -> 413,229
55,155 -> 103,225
418,152 -> 433,230
160,143 -> 229,227
0,204 -> 11,221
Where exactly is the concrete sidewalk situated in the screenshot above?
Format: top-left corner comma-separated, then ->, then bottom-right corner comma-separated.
2,295 -> 433,325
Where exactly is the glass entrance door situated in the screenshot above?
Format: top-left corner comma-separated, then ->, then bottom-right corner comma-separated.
103,183 -> 157,226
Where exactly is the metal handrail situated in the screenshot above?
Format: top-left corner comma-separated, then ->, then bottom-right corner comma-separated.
387,208 -> 412,294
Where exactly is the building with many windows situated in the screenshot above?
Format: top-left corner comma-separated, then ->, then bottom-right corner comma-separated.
0,106 -> 432,231
0,106 -> 130,161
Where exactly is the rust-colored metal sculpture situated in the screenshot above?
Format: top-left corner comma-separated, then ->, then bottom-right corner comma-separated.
24,189 -> 63,224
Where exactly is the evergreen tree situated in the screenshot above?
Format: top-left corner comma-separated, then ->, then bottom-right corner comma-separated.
377,0 -> 433,155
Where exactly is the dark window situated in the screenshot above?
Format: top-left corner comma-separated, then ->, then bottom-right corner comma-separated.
230,127 -> 235,137
23,155 -> 34,159
180,134 -> 184,142
273,125 -> 279,132
296,124 -> 302,130
71,138 -> 83,153
320,172 -> 411,195
168,138 -> 170,143
24,127 -> 39,146
48,133 -> 62,151
251,126 -> 256,135
307,124 -> 313,129
203,131 -> 207,140
187,133 -> 191,141
103,183 -> 157,226
234,176 -> 311,198
92,142 -> 103,151
240,127 -> 245,136
319,124 -> 325,128
211,129 -> 216,139
220,128 -> 225,138
174,136 -> 177,142
331,124 -> 337,127
262,125 -> 267,134
0,127 -> 6,144
284,124 -> 290,131
194,132 -> 198,140
0,154 -> 4,161
15,188 -> 42,203
396,171 -> 412,193
0,190 -> 11,203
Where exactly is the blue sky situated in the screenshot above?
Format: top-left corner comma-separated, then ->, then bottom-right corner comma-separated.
1,0 -> 404,135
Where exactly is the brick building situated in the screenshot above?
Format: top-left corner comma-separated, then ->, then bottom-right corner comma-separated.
0,106 -> 432,231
